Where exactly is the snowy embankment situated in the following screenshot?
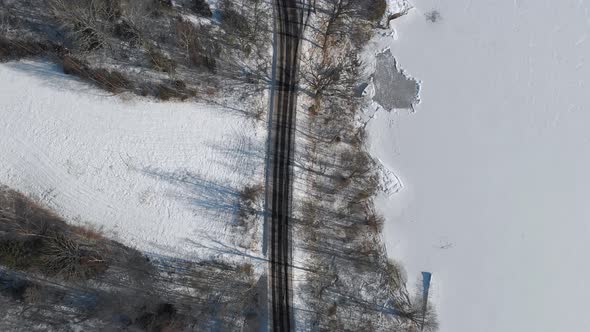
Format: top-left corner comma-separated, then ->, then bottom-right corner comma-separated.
367,0 -> 590,331
0,61 -> 266,260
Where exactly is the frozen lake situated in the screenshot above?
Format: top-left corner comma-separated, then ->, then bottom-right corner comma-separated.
369,1 -> 590,331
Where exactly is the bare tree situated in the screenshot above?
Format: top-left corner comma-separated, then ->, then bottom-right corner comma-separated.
49,0 -> 118,51
318,0 -> 356,55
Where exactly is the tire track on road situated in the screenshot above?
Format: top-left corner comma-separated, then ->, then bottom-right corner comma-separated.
266,0 -> 303,330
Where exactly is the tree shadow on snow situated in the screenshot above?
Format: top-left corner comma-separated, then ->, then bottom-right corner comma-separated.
141,167 -> 240,221
205,133 -> 266,179
4,61 -> 113,97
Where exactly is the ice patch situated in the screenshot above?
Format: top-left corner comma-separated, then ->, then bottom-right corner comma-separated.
373,49 -> 420,111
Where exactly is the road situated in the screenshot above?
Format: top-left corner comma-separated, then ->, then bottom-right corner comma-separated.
265,0 -> 303,331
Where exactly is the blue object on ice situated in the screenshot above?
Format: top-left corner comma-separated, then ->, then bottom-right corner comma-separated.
421,272 -> 432,304
420,272 -> 433,331
422,272 -> 432,310
422,272 -> 432,293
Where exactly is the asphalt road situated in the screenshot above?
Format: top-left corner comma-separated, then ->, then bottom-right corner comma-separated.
266,0 -> 303,331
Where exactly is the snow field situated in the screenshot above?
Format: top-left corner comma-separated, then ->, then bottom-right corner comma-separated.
0,60 -> 267,260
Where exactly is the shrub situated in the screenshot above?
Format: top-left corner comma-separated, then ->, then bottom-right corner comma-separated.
0,187 -> 110,280
219,0 -> 250,32
0,273 -> 30,301
238,185 -> 263,219
155,81 -> 195,101
0,37 -> 54,62
150,0 -> 173,17
148,47 -> 176,73
91,68 -> 133,93
134,302 -> 179,331
219,0 -> 254,51
61,55 -> 132,93
238,263 -> 254,277
41,233 -> 108,279
156,84 -> 176,101
61,55 -> 86,76
49,0 -> 116,51
0,232 -> 108,280
23,284 -> 43,304
350,22 -> 374,49
327,303 -> 338,316
76,24 -> 103,51
202,55 -> 217,73
0,240 -> 31,269
176,21 -> 218,73
361,0 -> 388,22
173,79 -> 186,90
240,185 -> 264,204
103,0 -> 123,21
384,259 -> 406,291
113,20 -> 140,46
157,0 -> 173,8
366,213 -> 385,233
193,0 -> 213,17
205,86 -> 217,97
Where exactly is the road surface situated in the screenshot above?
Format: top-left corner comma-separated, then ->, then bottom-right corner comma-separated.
265,0 -> 303,331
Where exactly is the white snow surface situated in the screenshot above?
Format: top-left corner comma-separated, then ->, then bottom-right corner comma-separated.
369,0 -> 590,331
0,61 -> 266,259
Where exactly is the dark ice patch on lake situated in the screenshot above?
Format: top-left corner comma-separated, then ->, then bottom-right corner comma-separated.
373,49 -> 420,110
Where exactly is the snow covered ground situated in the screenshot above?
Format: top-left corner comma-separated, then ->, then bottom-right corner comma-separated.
368,1 -> 590,331
0,60 -> 266,260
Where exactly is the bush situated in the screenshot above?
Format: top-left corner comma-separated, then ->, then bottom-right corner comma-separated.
366,213 -> 384,233
238,185 -> 263,219
361,0 -> 388,22
0,273 -> 31,301
176,21 -> 218,73
240,185 -> 263,204
41,233 -> 108,279
157,0 -> 173,8
0,240 -> 32,269
219,0 -> 253,49
62,55 -> 86,76
219,0 -> 249,32
23,284 -> 43,304
0,233 -> 108,280
150,0 -> 173,17
134,302 -> 179,331
0,37 -> 54,62
148,47 -> 176,74
113,20 -> 140,46
155,81 -> 195,101
156,84 -> 176,101
49,0 -> 116,51
92,68 -> 133,93
238,263 -> 254,277
0,187 -> 110,280
193,0 -> 212,17
103,0 -> 123,21
61,55 -> 132,93
76,24 -> 103,51
350,22 -> 374,49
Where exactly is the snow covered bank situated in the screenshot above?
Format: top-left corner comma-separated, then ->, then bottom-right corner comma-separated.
0,60 -> 266,260
368,0 -> 590,331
